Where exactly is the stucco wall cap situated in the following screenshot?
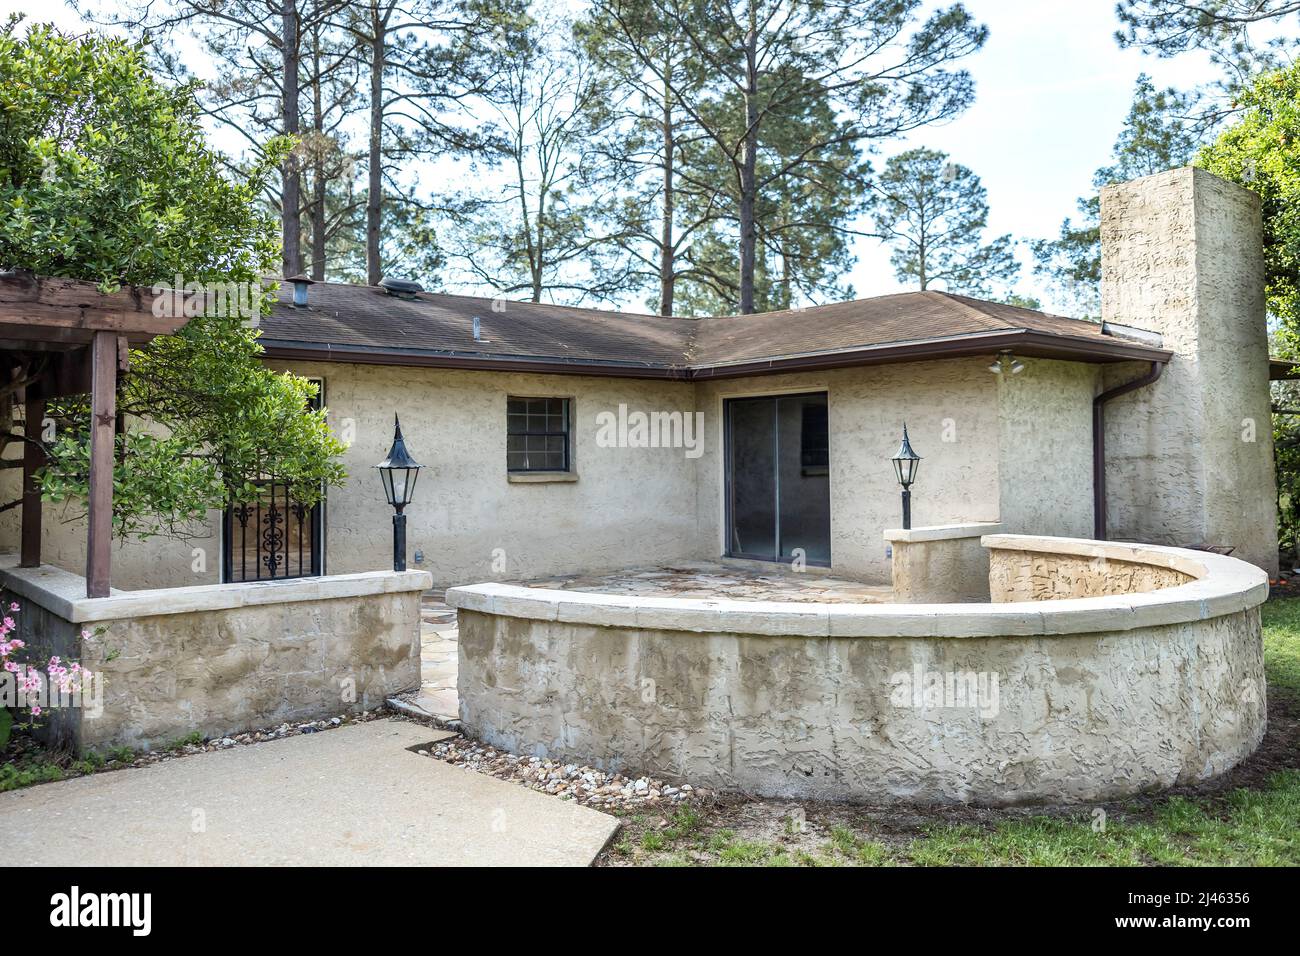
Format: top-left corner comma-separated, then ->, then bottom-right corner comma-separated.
447,537 -> 1267,638
884,521 -> 1003,543
0,563 -> 432,623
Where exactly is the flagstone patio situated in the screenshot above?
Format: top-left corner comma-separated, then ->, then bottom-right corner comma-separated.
518,561 -> 893,603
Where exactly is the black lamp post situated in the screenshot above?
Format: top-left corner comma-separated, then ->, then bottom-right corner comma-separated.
376,414 -> 422,571
891,424 -> 922,530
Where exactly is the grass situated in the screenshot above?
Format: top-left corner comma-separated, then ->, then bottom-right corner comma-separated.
607,596 -> 1300,867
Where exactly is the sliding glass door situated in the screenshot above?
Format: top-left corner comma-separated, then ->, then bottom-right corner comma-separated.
725,392 -> 830,565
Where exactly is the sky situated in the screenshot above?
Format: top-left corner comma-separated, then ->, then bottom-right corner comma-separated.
2,0 -> 1228,313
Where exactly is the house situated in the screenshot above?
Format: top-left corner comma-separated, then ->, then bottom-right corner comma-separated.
0,166 -> 1280,589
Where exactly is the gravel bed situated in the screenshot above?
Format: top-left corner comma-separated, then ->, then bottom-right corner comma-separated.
123,711 -> 386,765
416,736 -> 710,810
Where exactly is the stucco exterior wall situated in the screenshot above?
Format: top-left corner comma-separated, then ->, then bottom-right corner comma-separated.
0,466 -> 222,591
886,522 -> 1002,603
996,358 -> 1099,538
989,549 -> 1192,601
279,362 -> 705,586
5,355 -> 1113,590
1101,166 -> 1278,572
693,359 -> 1006,583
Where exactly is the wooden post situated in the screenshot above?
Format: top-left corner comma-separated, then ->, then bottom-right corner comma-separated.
86,330 -> 116,598
19,391 -> 44,568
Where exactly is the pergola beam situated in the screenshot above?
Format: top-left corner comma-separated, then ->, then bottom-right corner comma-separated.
1,271 -> 196,598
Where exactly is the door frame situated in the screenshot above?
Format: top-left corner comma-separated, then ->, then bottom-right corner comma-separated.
722,390 -> 831,567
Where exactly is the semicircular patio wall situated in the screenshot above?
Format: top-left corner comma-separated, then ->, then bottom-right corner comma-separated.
445,535 -> 1269,804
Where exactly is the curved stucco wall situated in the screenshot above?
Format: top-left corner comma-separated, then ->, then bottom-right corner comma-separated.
447,537 -> 1269,804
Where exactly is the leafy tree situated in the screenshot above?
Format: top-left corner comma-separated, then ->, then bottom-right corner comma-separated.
1198,61 -> 1300,337
865,148 -> 1018,298
84,0 -> 358,279
342,0 -> 511,286
1116,1 -> 1300,133
1032,74 -> 1199,316
580,0 -> 720,315
1116,1 -> 1299,85
0,22 -> 346,537
604,0 -> 986,314
1198,63 -> 1300,562
672,74 -> 867,314
445,15 -> 639,303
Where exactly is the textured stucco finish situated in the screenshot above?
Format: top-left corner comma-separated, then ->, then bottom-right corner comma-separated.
0,565 -> 426,752
5,356 -> 1104,589
451,536 -> 1267,803
1101,167 -> 1278,572
988,549 -> 1192,602
887,523 -> 997,603
995,358 -> 1099,538
693,359 -> 1008,583
455,609 -> 1264,804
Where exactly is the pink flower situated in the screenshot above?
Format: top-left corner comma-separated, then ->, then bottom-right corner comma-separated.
29,705 -> 40,717
9,602 -> 19,612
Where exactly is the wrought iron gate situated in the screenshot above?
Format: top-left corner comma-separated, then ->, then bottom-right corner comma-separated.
222,482 -> 322,582
221,377 -> 325,583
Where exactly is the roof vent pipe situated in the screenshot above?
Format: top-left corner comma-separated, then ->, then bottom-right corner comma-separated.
287,274 -> 315,308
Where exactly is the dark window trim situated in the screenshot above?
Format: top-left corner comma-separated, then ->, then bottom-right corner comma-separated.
506,395 -> 573,473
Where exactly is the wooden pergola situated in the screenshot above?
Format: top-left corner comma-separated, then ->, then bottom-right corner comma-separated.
1,271 -> 192,597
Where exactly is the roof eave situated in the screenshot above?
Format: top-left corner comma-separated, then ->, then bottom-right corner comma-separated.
260,328 -> 1171,381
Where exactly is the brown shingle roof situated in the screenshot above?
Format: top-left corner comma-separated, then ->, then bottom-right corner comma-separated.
259,283 -> 1169,379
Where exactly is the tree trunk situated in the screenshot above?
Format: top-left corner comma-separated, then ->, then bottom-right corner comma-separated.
738,13 -> 759,314
367,7 -> 386,286
281,1 -> 302,278
309,30 -> 326,281
659,63 -> 675,317
533,187 -> 545,302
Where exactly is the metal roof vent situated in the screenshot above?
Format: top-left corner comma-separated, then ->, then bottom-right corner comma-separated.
286,273 -> 315,307
379,276 -> 424,300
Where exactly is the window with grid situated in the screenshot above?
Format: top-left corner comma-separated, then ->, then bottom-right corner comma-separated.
507,397 -> 571,472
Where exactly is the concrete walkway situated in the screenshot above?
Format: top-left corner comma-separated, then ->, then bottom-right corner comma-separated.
0,720 -> 618,866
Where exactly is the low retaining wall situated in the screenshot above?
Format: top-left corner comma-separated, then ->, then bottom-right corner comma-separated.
886,522 -> 1002,603
986,536 -> 1195,601
0,562 -> 429,752
447,536 -> 1268,804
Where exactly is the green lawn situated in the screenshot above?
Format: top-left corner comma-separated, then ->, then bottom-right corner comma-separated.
607,597 -> 1300,867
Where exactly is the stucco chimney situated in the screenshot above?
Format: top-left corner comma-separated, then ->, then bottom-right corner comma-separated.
1100,166 -> 1277,573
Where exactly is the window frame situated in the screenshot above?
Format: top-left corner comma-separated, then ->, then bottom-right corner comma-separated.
506,395 -> 573,473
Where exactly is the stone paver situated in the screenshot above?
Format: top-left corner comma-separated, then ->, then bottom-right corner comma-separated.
0,719 -> 618,866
